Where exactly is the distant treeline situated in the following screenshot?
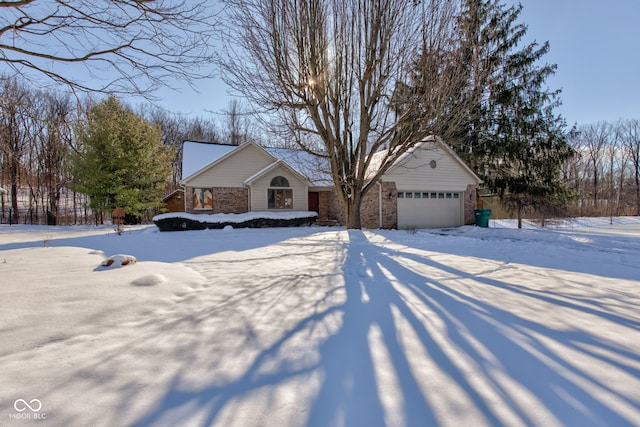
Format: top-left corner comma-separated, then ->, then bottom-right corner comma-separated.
0,76 -> 254,225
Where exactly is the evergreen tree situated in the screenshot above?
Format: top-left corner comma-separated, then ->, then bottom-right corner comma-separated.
454,0 -> 574,225
71,97 -> 172,221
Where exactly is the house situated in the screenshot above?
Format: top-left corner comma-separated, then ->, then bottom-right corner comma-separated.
178,137 -> 482,229
162,189 -> 185,213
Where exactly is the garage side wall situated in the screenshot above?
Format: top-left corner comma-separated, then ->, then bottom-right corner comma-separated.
383,141 -> 477,191
464,184 -> 478,225
320,184 -> 398,229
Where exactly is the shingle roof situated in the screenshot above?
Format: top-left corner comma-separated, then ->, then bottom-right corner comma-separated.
181,141 -> 237,180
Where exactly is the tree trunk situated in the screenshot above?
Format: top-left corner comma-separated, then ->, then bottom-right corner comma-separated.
10,158 -> 19,224
517,199 -> 523,229
344,193 -> 363,229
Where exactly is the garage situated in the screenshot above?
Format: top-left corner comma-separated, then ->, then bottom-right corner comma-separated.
397,190 -> 463,229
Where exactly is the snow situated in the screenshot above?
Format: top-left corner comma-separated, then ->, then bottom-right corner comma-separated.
265,147 -> 333,187
181,141 -> 237,180
152,210 -> 318,223
1,217 -> 639,426
99,253 -> 139,269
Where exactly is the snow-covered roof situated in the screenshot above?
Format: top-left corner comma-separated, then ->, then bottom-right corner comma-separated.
181,141 -> 237,180
162,188 -> 184,202
265,147 -> 333,187
368,136 -> 482,184
181,137 -> 481,188
243,159 -> 312,186
181,140 -> 334,187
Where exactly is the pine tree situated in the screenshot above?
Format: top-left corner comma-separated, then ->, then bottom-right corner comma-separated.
70,97 -> 172,222
454,0 -> 574,226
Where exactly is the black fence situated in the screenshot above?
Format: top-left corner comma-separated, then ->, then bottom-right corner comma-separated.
0,206 -> 95,226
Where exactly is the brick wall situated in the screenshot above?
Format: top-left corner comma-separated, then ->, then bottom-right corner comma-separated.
360,181 -> 398,229
380,181 -> 397,229
464,184 -> 478,225
317,191 -> 333,222
182,183 -> 403,228
319,183 -> 399,229
360,186 -> 379,229
326,189 -> 345,225
185,186 -> 249,214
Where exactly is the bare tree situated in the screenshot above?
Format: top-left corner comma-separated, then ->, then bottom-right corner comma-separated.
579,122 -> 610,210
220,0 -> 467,228
623,118 -> 640,214
35,91 -> 74,221
0,76 -> 31,223
0,1 -> 220,98
144,107 -> 223,186
607,120 -> 631,216
223,99 -> 251,146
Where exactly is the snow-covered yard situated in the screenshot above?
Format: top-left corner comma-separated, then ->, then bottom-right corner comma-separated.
1,217 -> 639,426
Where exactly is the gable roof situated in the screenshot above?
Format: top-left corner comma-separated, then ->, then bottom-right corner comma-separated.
182,141 -> 237,180
265,147 -> 333,186
181,140 -> 313,187
372,136 -> 482,184
162,188 -> 184,202
243,159 -> 312,186
181,137 -> 481,188
181,140 -> 277,184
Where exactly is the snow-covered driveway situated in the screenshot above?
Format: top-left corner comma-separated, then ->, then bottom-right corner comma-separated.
1,220 -> 639,426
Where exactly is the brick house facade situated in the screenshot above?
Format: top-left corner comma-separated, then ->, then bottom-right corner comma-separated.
184,186 -> 248,214
178,139 -> 481,229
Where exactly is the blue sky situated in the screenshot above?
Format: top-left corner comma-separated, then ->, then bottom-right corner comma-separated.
506,0 -> 640,126
157,0 -> 640,127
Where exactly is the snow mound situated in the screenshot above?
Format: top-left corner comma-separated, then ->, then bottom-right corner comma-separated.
131,274 -> 166,287
100,254 -> 138,268
153,210 -> 318,223
153,210 -> 318,231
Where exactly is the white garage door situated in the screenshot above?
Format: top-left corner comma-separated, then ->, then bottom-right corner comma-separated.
397,191 -> 463,229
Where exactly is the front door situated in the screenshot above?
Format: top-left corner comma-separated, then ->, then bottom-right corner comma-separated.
308,192 -> 320,214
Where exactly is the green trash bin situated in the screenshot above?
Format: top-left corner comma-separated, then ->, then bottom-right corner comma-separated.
474,209 -> 492,227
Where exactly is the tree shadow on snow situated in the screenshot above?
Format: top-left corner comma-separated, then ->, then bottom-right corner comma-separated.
0,225 -> 323,263
122,229 -> 639,426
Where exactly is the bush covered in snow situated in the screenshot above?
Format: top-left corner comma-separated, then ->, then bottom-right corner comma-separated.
152,211 -> 318,231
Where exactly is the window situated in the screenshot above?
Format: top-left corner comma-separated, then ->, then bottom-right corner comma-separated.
270,176 -> 290,187
268,189 -> 293,209
268,176 -> 292,209
423,192 -> 429,198
193,188 -> 213,209
414,192 -> 422,198
397,192 -> 404,198
405,192 -> 413,198
438,193 -> 445,199
430,192 -> 437,199
453,193 -> 460,199
446,193 -> 453,199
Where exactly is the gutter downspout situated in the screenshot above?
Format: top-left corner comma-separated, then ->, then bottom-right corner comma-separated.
378,181 -> 383,229
179,182 -> 187,212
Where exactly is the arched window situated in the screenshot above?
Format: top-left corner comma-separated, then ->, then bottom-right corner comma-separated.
268,176 -> 293,209
270,176 -> 290,187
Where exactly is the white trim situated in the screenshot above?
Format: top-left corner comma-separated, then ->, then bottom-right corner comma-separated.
181,141 -> 276,185
244,160 -> 311,187
384,137 -> 482,185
